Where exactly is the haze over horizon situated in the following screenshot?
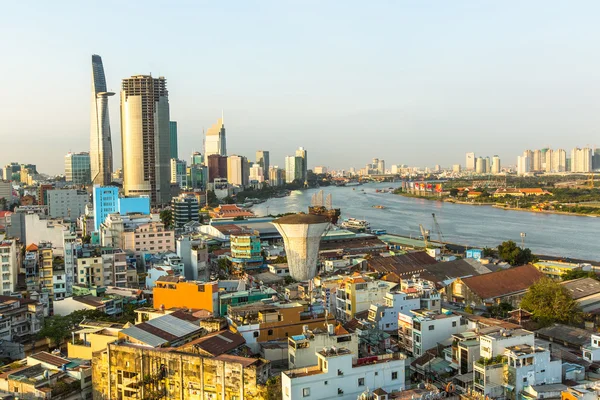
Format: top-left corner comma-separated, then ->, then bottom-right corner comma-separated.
1,1 -> 599,175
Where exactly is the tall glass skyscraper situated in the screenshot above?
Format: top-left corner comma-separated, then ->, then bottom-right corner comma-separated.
205,118 -> 226,160
90,54 -> 114,186
121,75 -> 171,205
64,152 -> 91,184
169,121 -> 178,159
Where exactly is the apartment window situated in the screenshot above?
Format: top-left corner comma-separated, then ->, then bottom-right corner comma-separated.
253,332 -> 259,338
392,371 -> 398,380
428,325 -> 434,331
358,378 -> 365,386
324,381 -> 328,385
523,377 -> 527,383
268,329 -> 273,336
452,321 -> 457,327
302,388 -> 310,397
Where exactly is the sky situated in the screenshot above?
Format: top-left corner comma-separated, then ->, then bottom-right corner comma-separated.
1,1 -> 599,175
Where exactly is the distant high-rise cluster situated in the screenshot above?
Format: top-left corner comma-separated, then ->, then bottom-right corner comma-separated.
284,147 -> 308,184
517,146 -> 595,175
464,152 -> 501,175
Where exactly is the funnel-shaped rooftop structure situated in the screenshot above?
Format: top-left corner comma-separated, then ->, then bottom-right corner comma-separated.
271,213 -> 329,281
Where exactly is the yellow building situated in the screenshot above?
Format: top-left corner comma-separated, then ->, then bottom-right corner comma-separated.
68,320 -> 126,360
533,261 -> 588,280
38,243 -> 54,305
92,341 -> 269,399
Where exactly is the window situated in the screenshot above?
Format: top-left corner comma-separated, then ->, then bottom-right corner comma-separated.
428,325 -> 434,331
268,329 -> 273,336
374,372 -> 378,376
523,377 -> 527,383
324,381 -> 328,385
392,371 -> 398,380
358,378 -> 365,386
452,321 -> 457,327
302,388 -> 310,397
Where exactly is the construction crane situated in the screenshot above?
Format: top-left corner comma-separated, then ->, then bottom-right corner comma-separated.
589,173 -> 595,189
419,224 -> 430,249
431,213 -> 446,253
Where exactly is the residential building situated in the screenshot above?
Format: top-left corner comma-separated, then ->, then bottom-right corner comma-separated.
295,147 -> 308,182
229,230 -> 264,273
170,158 -> 187,188
227,155 -> 249,187
62,231 -> 77,295
172,192 -> 200,228
282,347 -> 406,400
447,264 -> 544,308
313,166 -> 327,174
0,240 -> 19,296
227,301 -> 328,353
269,166 -> 284,186
169,121 -> 178,159
2,162 -> 20,181
285,155 -> 303,183
335,275 -> 397,322
517,155 -> 530,175
466,152 -> 475,170
0,181 -> 12,203
571,147 -> 593,172
491,155 -> 501,174
92,185 -> 151,231
121,75 -> 171,205
0,295 -> 44,343
545,148 -> 567,173
398,309 -> 467,356
532,149 -> 543,171
153,277 -> 218,313
68,320 -> 125,359
90,54 -> 114,186
54,294 -> 123,316
288,325 -> 359,369
204,117 -> 227,159
64,152 -> 91,184
256,150 -> 270,181
37,183 -> 53,205
122,220 -> 174,255
207,154 -> 228,183
219,286 -> 277,316
249,163 -> 264,184
47,188 -> 89,220
91,341 -> 268,400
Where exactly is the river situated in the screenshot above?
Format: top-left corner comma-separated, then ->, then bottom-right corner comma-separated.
250,183 -> 600,261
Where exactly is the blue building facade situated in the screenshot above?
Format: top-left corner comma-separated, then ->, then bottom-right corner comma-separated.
93,185 -> 151,231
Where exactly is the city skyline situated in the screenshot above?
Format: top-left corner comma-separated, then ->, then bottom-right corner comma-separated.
2,2 -> 600,174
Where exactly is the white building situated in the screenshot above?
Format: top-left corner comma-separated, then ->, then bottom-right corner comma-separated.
47,189 -> 89,221
24,213 -> 70,256
0,240 -> 19,296
571,147 -> 593,173
170,158 -> 188,188
145,266 -> 176,288
282,347 -> 406,400
466,152 -> 475,170
398,309 -> 467,357
62,231 -> 77,296
583,333 -> 600,362
491,155 -> 501,174
0,181 -> 12,203
368,291 -> 420,332
504,343 -> 562,396
249,163 -> 264,184
288,324 -> 359,369
335,276 -> 397,322
517,155 -> 530,176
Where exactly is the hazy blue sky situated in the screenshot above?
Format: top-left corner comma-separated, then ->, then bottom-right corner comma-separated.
1,1 -> 599,174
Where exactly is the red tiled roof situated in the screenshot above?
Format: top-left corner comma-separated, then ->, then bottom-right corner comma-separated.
186,330 -> 245,356
26,243 -> 38,252
460,265 -> 544,300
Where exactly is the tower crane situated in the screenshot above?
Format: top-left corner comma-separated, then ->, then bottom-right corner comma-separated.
419,224 -> 430,249
431,213 -> 446,253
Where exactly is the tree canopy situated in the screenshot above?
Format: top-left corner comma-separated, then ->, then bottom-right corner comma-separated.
561,269 -> 599,282
159,209 -> 173,228
520,277 -> 582,326
497,240 -> 536,266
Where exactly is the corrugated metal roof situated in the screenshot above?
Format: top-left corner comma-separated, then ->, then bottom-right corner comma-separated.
146,314 -> 200,338
122,325 -> 168,347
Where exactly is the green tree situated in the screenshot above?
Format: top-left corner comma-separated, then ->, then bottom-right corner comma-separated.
159,209 -> 173,228
482,247 -> 496,257
497,240 -> 536,266
222,196 -> 235,204
561,270 -> 599,282
487,302 -> 513,318
520,277 -> 582,326
206,190 -> 219,207
464,305 -> 474,314
449,188 -> 459,197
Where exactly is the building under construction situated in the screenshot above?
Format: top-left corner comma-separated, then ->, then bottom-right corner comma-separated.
308,190 -> 340,224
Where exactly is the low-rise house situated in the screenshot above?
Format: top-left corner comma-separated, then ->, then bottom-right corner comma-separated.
219,286 -> 278,316
0,295 -> 44,344
53,295 -> 123,317
560,278 -> 600,313
288,324 -> 358,369
282,347 -> 406,400
335,274 -> 397,322
583,333 -> 600,363
447,264 -> 544,307
118,310 -> 204,348
533,260 -> 591,280
68,320 -> 125,360
179,329 -> 246,357
152,277 -> 219,314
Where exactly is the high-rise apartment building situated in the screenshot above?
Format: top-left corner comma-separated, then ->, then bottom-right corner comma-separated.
285,156 -> 303,183
517,155 -> 530,176
227,155 -> 249,187
169,121 -> 178,159
205,118 -> 227,159
249,163 -> 264,183
475,157 -> 485,174
571,147 -> 593,173
269,166 -> 284,186
533,150 -> 542,172
295,147 -> 308,182
90,55 -> 114,186
465,152 -> 475,170
256,150 -> 270,181
121,75 -> 171,205
491,155 -> 501,174
523,150 -> 534,172
593,148 -> 600,171
64,152 -> 91,184
545,149 -> 567,173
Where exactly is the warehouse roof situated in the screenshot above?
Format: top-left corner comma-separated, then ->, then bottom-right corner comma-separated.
459,265 -> 544,299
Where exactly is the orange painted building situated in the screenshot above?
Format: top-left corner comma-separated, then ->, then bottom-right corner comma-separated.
152,276 -> 219,314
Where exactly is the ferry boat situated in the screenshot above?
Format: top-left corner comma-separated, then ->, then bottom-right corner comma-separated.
370,228 -> 387,235
340,218 -> 371,231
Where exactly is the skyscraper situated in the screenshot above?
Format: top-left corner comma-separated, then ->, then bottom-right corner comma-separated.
190,152 -> 203,166
491,155 -> 501,174
90,55 -> 114,186
256,150 -> 270,181
465,152 -> 475,170
285,156 -> 303,183
205,118 -> 226,159
64,152 -> 91,184
169,121 -> 178,159
227,155 -> 249,187
121,75 -> 171,205
295,147 -> 308,183
571,147 -> 593,173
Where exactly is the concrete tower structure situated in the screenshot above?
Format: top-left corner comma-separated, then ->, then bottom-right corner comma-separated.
121,75 -> 171,205
90,54 -> 114,186
271,213 -> 329,281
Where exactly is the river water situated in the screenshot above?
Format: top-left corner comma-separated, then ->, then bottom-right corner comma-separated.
250,183 -> 599,261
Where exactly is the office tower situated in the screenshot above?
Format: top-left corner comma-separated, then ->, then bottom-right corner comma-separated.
249,163 -> 264,183
207,154 -> 227,183
523,150 -> 534,172
295,147 -> 308,182
227,155 -> 249,187
172,193 -> 199,228
190,152 -> 203,166
517,155 -> 530,176
285,156 -> 303,183
452,164 -> 461,173
170,121 -> 178,159
170,159 -> 187,188
533,150 -> 542,172
121,75 -> 171,205
256,151 -> 270,181
593,148 -> 600,171
90,54 -> 114,186
571,147 -> 593,172
187,165 -> 207,190
475,157 -> 484,174
47,189 -> 89,220
269,166 -> 284,186
465,152 -> 475,170
377,159 -> 386,174
205,118 -> 226,159
3,163 -> 20,181
492,155 -> 501,174
64,152 -> 91,184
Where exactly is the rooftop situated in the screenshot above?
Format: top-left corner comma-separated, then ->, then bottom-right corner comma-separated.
459,264 -> 544,299
272,213 -> 329,225
120,313 -> 202,347
561,278 -> 600,300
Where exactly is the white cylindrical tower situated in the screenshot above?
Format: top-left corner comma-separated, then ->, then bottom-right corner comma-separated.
271,213 -> 329,281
